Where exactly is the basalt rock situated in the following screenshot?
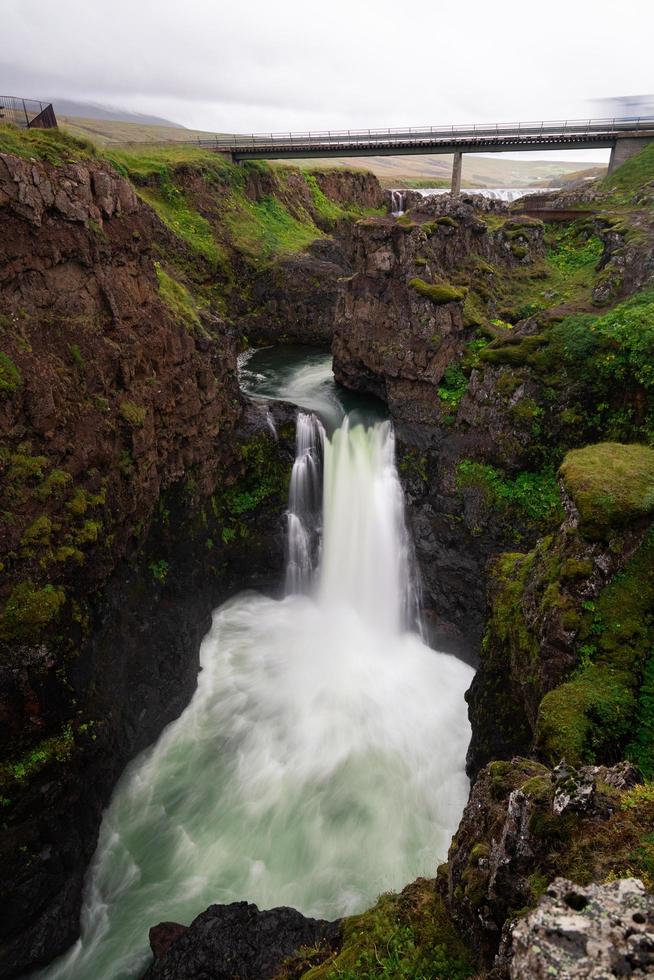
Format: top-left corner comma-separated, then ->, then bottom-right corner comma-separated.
143,902 -> 342,980
509,877 -> 654,979
0,149 -> 297,978
239,238 -> 352,345
443,757 -> 652,971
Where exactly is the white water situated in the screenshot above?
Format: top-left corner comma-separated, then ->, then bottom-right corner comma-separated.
401,186 -> 559,202
36,405 -> 473,980
390,189 -> 406,216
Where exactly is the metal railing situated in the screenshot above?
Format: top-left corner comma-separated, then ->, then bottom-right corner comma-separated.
196,116 -> 654,153
0,95 -> 57,129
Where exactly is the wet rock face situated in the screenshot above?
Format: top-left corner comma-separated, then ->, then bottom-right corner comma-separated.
240,239 -> 352,345
510,877 -> 654,979
143,902 -> 342,980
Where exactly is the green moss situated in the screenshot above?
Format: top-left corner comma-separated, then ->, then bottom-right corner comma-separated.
20,516 -> 52,549
36,469 -> 72,500
537,664 -> 634,766
0,581 -> 66,643
227,193 -> 322,260
559,443 -> 654,540
155,263 -> 204,333
74,520 -> 101,545
536,529 -> 654,766
0,352 -> 22,394
136,180 -> 224,268
8,452 -> 48,483
293,883 -> 474,980
626,653 -> 654,778
435,215 -> 458,228
0,724 -> 75,789
409,278 -> 466,304
119,401 -> 147,427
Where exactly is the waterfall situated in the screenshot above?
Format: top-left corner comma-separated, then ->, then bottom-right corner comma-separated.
390,189 -> 405,216
36,411 -> 473,980
319,419 -> 420,634
285,412 -> 325,593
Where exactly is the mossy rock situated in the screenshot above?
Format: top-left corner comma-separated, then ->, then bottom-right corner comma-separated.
409,278 -> 466,304
559,443 -> 654,540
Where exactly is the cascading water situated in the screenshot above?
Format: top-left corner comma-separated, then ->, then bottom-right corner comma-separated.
285,412 -> 325,593
390,189 -> 405,215
36,398 -> 473,980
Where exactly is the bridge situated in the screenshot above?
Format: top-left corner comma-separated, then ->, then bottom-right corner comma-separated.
199,117 -> 654,192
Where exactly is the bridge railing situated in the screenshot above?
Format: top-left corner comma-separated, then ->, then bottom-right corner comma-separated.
197,116 -> 654,151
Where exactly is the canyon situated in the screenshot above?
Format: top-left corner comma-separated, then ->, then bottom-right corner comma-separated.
1,124 -> 654,979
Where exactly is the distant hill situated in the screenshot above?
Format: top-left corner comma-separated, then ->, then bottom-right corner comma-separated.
58,113 -> 607,188
53,98 -> 184,128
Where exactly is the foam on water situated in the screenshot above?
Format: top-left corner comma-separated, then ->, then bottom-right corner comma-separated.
36,409 -> 473,980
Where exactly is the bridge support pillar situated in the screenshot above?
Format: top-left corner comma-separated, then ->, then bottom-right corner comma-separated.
451,151 -> 462,194
608,137 -> 653,174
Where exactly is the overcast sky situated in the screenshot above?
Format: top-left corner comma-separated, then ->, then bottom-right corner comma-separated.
2,0 -> 652,162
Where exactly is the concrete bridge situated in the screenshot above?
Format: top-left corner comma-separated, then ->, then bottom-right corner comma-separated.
200,117 -> 654,192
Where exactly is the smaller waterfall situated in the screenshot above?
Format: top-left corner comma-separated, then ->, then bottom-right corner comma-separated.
285,412 -> 325,593
390,189 -> 405,216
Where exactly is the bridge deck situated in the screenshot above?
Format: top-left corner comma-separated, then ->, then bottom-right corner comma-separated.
194,117 -> 654,161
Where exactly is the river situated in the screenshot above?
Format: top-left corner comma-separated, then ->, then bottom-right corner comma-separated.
36,348 -> 473,980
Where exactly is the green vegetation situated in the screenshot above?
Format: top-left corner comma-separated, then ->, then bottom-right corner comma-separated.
0,122 -> 96,165
560,443 -> 654,539
438,362 -> 468,412
0,581 -> 66,643
601,142 -> 654,204
149,559 -> 169,584
0,724 -> 74,790
545,224 -> 603,275
119,401 -> 147,427
286,883 -> 474,979
221,432 -> 290,518
229,193 -> 322,260
155,263 -> 204,333
536,528 -> 654,767
409,279 -> 466,304
0,351 -> 22,394
456,460 -> 563,529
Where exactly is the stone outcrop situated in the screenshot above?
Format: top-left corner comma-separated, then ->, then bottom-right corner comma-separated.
332,197 -> 543,424
442,757 -> 652,972
143,902 -> 342,980
509,877 -> 654,979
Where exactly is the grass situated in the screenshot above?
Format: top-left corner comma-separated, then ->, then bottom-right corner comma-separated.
0,122 -> 96,164
227,193 -> 323,260
155,263 -> 204,333
284,883 -> 474,980
601,141 -> 654,204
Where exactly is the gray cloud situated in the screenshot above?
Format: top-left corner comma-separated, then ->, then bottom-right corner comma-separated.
1,0 -> 651,157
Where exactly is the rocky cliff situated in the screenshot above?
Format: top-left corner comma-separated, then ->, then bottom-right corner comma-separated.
0,135 -> 306,977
